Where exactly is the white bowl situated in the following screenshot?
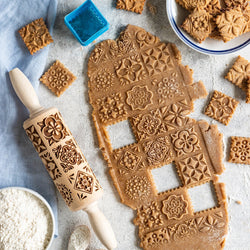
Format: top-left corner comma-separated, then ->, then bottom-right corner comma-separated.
166,0 -> 250,55
0,187 -> 55,250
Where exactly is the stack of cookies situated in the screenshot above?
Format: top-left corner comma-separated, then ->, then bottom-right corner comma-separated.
177,0 -> 250,43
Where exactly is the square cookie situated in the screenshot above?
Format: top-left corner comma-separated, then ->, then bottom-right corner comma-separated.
247,77 -> 250,103
40,61 -> 76,97
216,7 -> 247,42
225,56 -> 250,91
229,136 -> 250,165
182,9 -> 214,43
205,0 -> 221,16
19,18 -> 53,55
205,90 -> 239,125
176,0 -> 211,11
116,0 -> 146,14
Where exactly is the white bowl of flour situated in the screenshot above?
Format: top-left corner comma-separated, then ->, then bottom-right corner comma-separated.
0,187 -> 55,250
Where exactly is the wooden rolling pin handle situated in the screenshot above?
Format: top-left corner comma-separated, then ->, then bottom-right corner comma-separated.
9,68 -> 44,117
84,202 -> 117,250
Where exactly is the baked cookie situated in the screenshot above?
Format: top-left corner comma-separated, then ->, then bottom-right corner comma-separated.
182,9 -> 214,43
216,7 -> 248,42
40,61 -> 76,97
176,0 -> 211,11
205,0 -> 221,16
116,0 -> 146,14
225,56 -> 250,92
88,25 -> 228,250
19,18 -> 53,55
247,77 -> 250,103
229,136 -> 250,164
205,90 -> 239,126
224,0 -> 249,9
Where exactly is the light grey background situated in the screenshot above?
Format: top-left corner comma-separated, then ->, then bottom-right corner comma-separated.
40,0 -> 250,249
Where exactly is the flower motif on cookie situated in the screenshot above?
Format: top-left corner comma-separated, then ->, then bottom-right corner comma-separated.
163,104 -> 190,128
126,85 -> 153,110
97,93 -> 127,123
125,176 -> 151,200
38,113 -> 69,146
138,114 -> 161,136
115,55 -> 146,85
92,69 -> 114,91
109,30 -> 135,57
143,136 -> 173,166
172,222 -> 196,240
191,14 -> 210,32
152,74 -> 184,104
171,128 -> 201,157
197,215 -> 225,233
18,18 -> 53,55
162,195 -> 188,220
229,136 -> 250,164
119,151 -> 142,172
134,201 -> 163,229
141,228 -> 170,248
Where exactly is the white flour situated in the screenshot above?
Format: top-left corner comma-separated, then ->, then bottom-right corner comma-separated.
0,188 -> 53,250
68,225 -> 90,250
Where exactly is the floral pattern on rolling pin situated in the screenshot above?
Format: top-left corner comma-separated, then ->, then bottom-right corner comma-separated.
38,113 -> 69,146
53,139 -> 84,173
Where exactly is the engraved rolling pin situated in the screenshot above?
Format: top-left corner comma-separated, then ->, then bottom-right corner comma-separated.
9,68 -> 117,250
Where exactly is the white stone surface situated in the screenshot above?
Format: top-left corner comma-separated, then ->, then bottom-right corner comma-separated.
40,0 -> 250,249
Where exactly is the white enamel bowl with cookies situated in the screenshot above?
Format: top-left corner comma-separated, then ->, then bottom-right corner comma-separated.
166,0 -> 250,55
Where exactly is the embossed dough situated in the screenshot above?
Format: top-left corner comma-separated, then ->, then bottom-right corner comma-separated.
88,25 -> 228,249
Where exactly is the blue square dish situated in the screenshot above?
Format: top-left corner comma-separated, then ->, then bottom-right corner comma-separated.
64,0 -> 109,46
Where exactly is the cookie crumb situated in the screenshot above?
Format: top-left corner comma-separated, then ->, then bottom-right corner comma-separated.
147,2 -> 157,15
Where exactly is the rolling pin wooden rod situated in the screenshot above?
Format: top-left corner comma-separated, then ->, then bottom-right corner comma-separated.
9,68 -> 117,250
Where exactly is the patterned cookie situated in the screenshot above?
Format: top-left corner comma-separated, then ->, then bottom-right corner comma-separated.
225,56 -> 250,92
40,60 -> 76,97
229,136 -> 250,165
243,5 -> 250,32
88,25 -> 228,250
19,18 -> 53,55
175,0 -> 211,11
224,0 -> 249,9
205,0 -> 221,15
205,90 -> 239,126
216,7 -> 248,42
116,0 -> 146,14
182,9 -> 214,43
247,77 -> 250,103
